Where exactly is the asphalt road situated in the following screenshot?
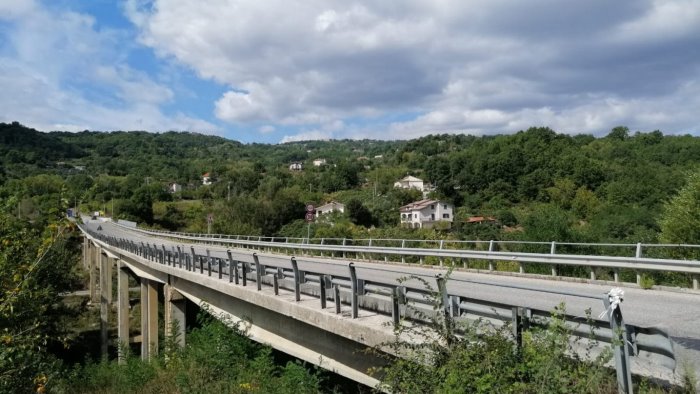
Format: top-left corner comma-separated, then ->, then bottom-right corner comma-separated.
83,218 -> 700,381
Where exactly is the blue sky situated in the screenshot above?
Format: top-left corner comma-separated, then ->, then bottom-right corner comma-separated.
0,0 -> 698,143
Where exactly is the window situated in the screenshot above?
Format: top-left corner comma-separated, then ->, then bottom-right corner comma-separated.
414,214 -> 417,219
431,214 -> 435,220
443,213 -> 449,218
430,204 -> 435,209
443,204 -> 447,209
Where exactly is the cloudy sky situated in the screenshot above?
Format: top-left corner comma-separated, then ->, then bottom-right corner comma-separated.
0,0 -> 698,143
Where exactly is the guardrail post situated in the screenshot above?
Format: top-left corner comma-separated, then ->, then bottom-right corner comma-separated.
273,271 -> 279,295
694,275 -> 699,291
349,263 -> 358,318
319,274 -> 326,309
488,240 -> 495,271
217,258 -> 223,280
605,297 -> 633,394
590,268 -> 596,281
392,286 -> 402,328
334,283 -> 341,314
291,257 -> 300,301
241,260 -> 248,287
190,247 -> 196,272
512,307 -> 522,348
614,269 -> 620,283
161,244 -> 166,265
342,238 -> 346,258
253,254 -> 262,291
401,240 -> 406,263
227,250 -> 237,284
550,241 -> 557,276
635,243 -> 643,285
436,274 -> 453,340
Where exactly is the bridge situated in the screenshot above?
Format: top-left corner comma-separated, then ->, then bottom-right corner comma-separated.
77,218 -> 700,393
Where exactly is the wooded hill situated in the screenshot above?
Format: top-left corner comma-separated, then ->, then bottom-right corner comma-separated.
1,121 -> 699,248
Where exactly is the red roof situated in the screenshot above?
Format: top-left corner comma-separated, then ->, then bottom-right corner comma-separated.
466,216 -> 496,223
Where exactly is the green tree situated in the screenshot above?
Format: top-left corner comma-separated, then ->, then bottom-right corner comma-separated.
659,170 -> 700,244
346,199 -> 373,227
0,213 -> 81,393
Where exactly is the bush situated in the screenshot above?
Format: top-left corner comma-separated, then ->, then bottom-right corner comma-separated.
52,307 -> 324,394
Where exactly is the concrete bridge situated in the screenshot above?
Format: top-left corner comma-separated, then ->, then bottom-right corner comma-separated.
78,218 -> 700,393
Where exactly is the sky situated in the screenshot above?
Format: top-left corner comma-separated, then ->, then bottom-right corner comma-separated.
0,0 -> 698,143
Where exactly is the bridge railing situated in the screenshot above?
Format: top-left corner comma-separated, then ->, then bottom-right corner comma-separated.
83,225 -> 676,393
110,222 -> 700,290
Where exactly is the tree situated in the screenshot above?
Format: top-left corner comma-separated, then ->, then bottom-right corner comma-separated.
0,213 -> 81,392
606,126 -> 629,141
659,170 -> 700,244
346,199 -> 373,227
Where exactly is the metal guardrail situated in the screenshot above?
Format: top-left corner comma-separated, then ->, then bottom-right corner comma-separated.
83,225 -> 677,393
111,222 -> 700,290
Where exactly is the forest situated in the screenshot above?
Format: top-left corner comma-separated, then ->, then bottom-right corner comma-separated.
2,121 -> 699,247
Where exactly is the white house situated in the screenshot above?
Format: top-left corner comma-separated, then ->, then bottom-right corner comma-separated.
289,162 -> 303,171
313,158 -> 327,167
315,201 -> 345,218
202,173 -> 212,186
169,182 -> 182,193
394,175 -> 425,192
400,199 -> 454,229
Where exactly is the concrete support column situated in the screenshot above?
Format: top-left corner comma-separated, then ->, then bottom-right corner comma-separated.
140,278 -> 159,360
100,251 -> 109,357
90,244 -> 99,303
164,284 -> 186,349
117,262 -> 130,364
106,258 -> 114,305
82,237 -> 88,269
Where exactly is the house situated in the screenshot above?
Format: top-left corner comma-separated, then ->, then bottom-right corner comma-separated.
169,183 -> 182,193
400,199 -> 454,229
289,162 -> 303,171
313,158 -> 327,167
394,175 -> 425,192
202,173 -> 212,185
315,201 -> 345,218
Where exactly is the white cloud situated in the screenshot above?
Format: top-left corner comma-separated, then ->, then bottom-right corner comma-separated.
613,0 -> 700,43
280,130 -> 334,144
0,0 -> 35,20
7,0 -> 694,139
0,1 -> 218,133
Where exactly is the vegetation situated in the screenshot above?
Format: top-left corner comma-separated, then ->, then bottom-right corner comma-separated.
0,197 -> 83,392
375,277 -> 695,394
53,309 -> 325,394
1,121 -> 700,392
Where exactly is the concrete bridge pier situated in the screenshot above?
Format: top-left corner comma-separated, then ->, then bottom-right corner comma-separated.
99,249 -> 109,357
164,284 -> 186,350
140,278 -> 159,360
117,261 -> 130,363
89,242 -> 98,304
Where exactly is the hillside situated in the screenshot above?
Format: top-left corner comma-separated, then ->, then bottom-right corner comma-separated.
2,122 -> 700,248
